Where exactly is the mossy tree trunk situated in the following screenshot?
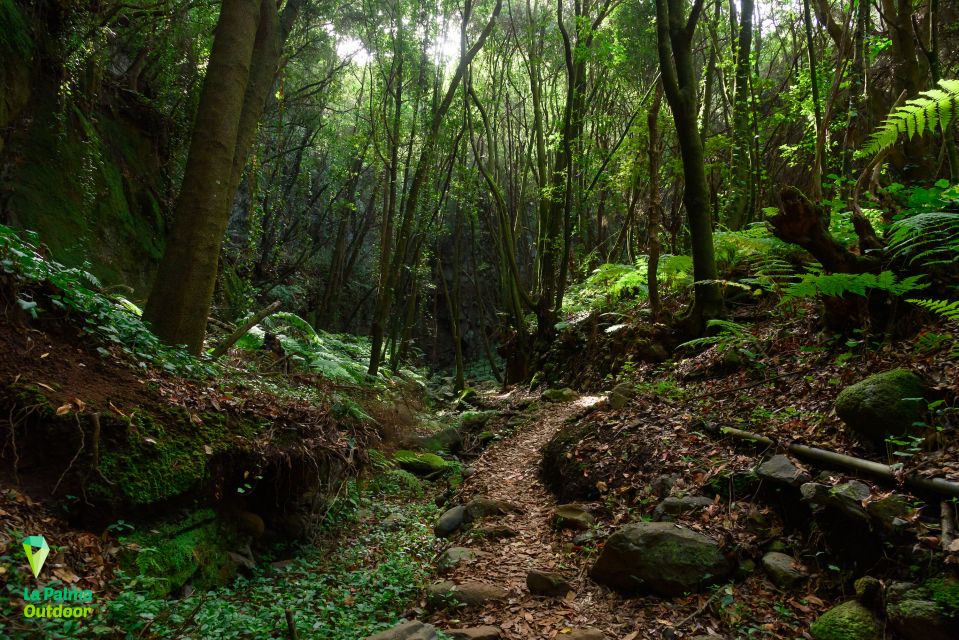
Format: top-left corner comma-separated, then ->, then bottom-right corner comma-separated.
144,0 -> 298,354
654,0 -> 723,332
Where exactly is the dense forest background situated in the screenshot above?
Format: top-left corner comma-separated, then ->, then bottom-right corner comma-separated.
2,0 -> 959,638
3,0 -> 957,378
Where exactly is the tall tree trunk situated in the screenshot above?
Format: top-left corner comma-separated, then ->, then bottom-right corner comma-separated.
654,0 -> 722,331
803,0 -> 824,200
726,0 -> 754,229
144,0 -> 268,354
647,83 -> 664,320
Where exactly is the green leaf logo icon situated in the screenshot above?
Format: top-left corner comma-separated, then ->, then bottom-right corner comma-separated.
22,535 -> 50,578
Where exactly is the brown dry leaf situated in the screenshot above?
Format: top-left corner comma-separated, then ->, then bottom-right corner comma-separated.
53,567 -> 80,583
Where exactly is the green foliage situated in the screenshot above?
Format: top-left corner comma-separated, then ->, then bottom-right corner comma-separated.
368,468 -> 424,499
926,577 -> 959,617
0,0 -> 32,58
677,319 -> 757,356
119,510 -> 233,597
886,212 -> 959,269
233,310 -> 380,385
859,79 -> 959,157
98,500 -> 440,640
0,225 -> 216,377
783,271 -> 928,300
563,261 -> 649,312
909,298 -> 959,322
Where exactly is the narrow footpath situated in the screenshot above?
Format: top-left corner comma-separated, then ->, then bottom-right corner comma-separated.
423,392 -> 720,640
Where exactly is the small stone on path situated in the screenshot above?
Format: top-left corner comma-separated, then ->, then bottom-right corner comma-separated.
551,504 -> 594,530
364,620 -> 438,640
445,626 -> 501,639
435,505 -> 465,537
526,569 -> 571,597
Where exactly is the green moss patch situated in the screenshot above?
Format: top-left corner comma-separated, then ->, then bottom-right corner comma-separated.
119,509 -> 238,597
99,409 -> 260,506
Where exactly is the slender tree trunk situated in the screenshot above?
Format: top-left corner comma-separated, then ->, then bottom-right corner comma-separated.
803,0 -> 824,200
726,0 -> 754,229
647,83 -> 664,320
655,0 -> 722,331
144,0 -> 266,353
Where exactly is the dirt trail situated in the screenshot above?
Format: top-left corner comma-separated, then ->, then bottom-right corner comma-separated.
428,392 -> 689,639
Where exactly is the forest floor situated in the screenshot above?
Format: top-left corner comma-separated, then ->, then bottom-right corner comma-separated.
428,390 -> 729,639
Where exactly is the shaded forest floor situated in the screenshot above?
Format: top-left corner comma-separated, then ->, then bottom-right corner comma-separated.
2,237 -> 958,640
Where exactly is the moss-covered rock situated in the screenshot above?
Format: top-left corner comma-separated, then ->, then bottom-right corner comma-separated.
393,450 -> 453,476
418,427 -> 463,454
589,522 -> 733,596
835,369 -> 927,443
119,510 -> 239,597
885,579 -> 959,640
541,387 -> 579,403
810,601 -> 881,640
4,90 -> 168,297
99,409 -> 259,506
458,410 -> 496,430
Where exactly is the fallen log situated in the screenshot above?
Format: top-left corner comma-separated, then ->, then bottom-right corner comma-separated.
708,424 -> 959,499
210,301 -> 282,359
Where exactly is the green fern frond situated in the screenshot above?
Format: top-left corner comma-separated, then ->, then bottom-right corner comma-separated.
886,212 -> 959,268
907,298 -> 959,322
859,79 -> 959,157
783,271 -> 928,300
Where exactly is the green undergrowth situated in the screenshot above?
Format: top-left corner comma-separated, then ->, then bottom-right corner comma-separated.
96,480 -> 444,639
231,310 -> 425,390
0,224 -> 215,377
98,410 -> 261,506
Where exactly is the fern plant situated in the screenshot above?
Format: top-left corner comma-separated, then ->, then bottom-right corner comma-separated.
908,299 -> 959,358
783,271 -> 928,300
677,319 -> 757,356
886,212 -> 959,268
908,298 -> 959,322
859,79 -> 959,157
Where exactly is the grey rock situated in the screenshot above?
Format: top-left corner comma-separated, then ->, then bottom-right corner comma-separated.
885,581 -> 959,640
835,369 -> 927,444
542,387 -> 579,403
653,495 -> 716,521
830,481 -> 871,520
427,581 -> 509,608
464,496 -> 521,522
757,455 -> 812,487
365,620 -> 438,640
866,493 -> 910,530
607,383 -> 636,410
800,482 -> 831,504
526,569 -> 572,597
552,504 -> 594,531
573,530 -> 602,545
437,547 -> 484,573
590,522 -> 733,596
435,505 -> 466,537
761,552 -> 808,589
446,626 -> 501,640
651,474 -> 679,497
